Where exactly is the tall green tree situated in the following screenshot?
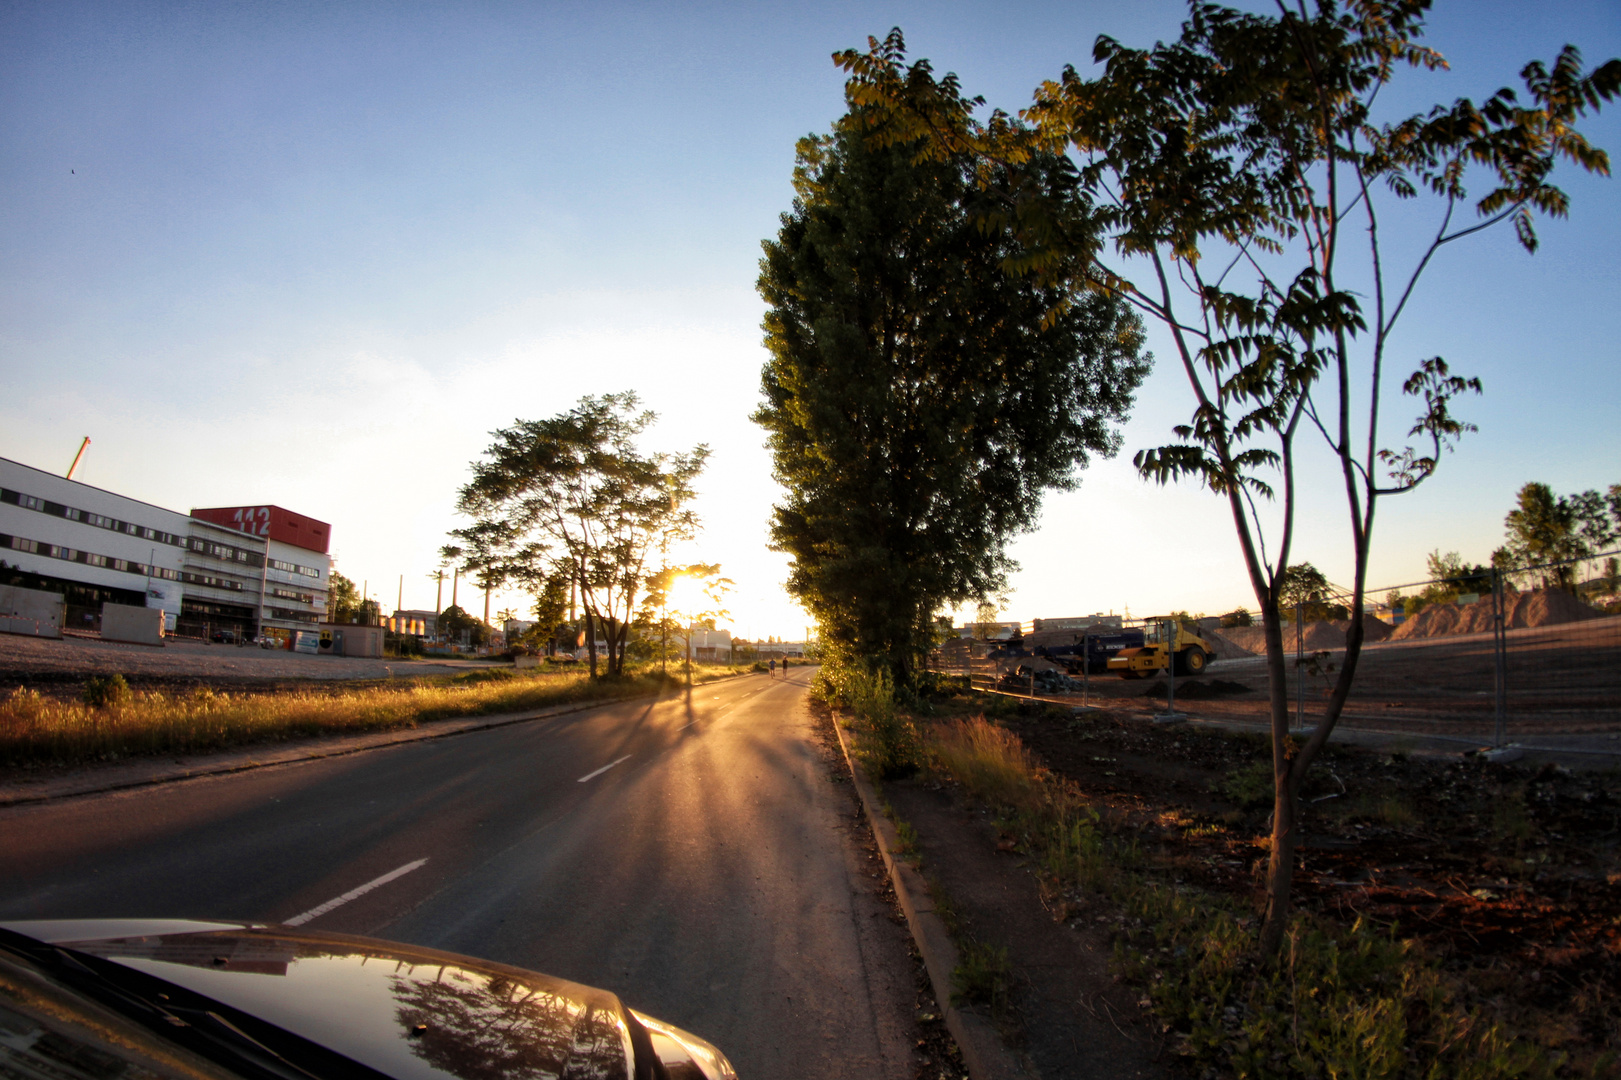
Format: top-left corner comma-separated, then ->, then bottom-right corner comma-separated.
755,79 -> 1150,687
1494,480 -> 1620,587
327,570 -> 360,623
839,6 -> 1619,953
1277,562 -> 1337,621
436,604 -> 487,647
454,393 -> 707,678
530,571 -> 571,654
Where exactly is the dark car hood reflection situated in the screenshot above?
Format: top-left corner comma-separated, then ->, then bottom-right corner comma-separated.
57,926 -> 635,1080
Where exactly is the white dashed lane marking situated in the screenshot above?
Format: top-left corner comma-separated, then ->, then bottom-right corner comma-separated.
285,858 -> 428,926
577,755 -> 632,783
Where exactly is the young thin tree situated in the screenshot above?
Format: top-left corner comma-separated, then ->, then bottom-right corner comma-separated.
455,393 -> 707,679
840,6 -> 1619,953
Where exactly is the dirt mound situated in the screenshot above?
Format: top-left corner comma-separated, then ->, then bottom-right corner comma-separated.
1219,625 -> 1268,654
1344,613 -> 1394,642
1200,626 -> 1256,658
1202,614 -> 1389,656
1299,621 -> 1346,649
1391,587 -> 1602,640
1142,678 -> 1253,699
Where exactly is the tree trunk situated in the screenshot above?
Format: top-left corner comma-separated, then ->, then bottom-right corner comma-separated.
1258,603 -> 1299,956
585,609 -> 598,679
604,617 -> 623,676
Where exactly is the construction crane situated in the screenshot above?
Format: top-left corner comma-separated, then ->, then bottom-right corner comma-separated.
65,437 -> 91,480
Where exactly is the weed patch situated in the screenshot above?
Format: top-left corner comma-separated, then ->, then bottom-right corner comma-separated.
931,717 -> 1040,811
1218,760 -> 1274,808
917,713 -> 1560,1079
951,939 -> 1013,1017
836,665 -> 920,778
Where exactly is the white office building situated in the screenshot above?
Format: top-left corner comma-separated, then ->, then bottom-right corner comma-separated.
1,455 -> 331,640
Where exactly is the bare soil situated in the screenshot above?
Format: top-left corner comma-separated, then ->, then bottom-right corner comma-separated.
992,704 -> 1621,1064
1034,615 -> 1621,738
0,633 -> 502,700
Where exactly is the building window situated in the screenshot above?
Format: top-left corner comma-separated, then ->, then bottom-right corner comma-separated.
19,495 -> 44,511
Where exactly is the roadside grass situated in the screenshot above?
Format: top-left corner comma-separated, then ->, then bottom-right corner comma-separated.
0,661 -> 750,769
907,711 -> 1564,1080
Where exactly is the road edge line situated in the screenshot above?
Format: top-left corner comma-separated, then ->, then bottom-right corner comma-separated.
831,714 -> 1027,1080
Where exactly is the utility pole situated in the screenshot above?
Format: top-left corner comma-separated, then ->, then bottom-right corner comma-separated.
256,542 -> 268,640
397,575 -> 403,618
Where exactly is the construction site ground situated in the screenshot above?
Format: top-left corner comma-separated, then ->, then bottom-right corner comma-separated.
1009,702 -> 1619,1069
985,616 -> 1621,761
0,631 -> 504,699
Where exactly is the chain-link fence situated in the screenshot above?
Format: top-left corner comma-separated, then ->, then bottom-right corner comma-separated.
930,550 -> 1621,756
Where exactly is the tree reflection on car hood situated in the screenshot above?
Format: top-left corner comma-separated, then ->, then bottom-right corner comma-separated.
6,920 -> 636,1080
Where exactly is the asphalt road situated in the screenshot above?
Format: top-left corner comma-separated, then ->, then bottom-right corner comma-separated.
0,668 -> 918,1078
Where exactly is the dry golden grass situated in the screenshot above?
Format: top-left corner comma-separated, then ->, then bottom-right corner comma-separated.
929,715 -> 1042,810
0,663 -> 749,768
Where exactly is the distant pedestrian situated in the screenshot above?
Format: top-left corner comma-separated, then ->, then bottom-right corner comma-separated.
768,657 -> 777,678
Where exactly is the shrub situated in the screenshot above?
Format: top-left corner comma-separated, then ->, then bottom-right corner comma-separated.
842,665 -> 919,778
81,674 -> 132,708
1217,761 -> 1274,808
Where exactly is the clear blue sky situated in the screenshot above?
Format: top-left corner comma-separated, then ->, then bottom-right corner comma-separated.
3,0 -> 1617,634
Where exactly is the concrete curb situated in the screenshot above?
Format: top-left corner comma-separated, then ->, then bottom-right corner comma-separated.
0,674 -> 761,808
831,717 -> 1027,1080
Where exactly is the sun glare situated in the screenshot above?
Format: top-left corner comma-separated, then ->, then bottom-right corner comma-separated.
666,574 -> 707,619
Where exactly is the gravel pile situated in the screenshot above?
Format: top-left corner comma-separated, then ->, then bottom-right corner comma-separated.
1391,586 -> 1602,640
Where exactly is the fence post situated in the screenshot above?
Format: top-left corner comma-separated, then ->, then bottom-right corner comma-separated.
1295,604 -> 1305,733
1081,632 -> 1090,707
1165,617 -> 1177,715
1493,569 -> 1508,748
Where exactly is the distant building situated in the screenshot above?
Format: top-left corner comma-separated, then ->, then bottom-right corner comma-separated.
1,455 -> 332,643
956,621 -> 1022,640
673,628 -> 733,662
395,609 -> 439,636
1031,614 -> 1123,631
190,505 -> 332,642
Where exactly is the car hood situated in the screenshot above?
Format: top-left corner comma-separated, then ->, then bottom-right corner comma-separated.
1,919 -> 723,1080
